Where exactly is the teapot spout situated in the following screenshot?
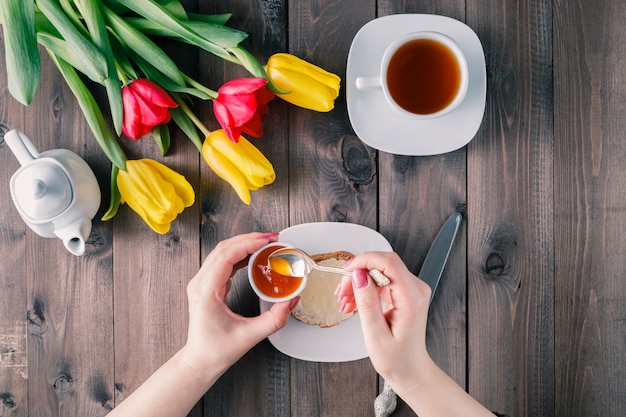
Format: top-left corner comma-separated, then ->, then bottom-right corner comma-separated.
54,216 -> 92,256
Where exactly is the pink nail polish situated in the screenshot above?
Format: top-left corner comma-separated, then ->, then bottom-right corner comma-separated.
342,258 -> 354,268
257,232 -> 279,240
334,283 -> 341,296
352,269 -> 368,289
288,296 -> 301,311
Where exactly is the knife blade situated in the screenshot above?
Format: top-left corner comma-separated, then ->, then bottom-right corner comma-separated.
374,211 -> 462,417
418,211 -> 463,304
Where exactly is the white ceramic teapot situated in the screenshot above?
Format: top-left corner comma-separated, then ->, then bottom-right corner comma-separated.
5,130 -> 101,256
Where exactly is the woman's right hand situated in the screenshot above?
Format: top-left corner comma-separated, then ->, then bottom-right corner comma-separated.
338,252 -> 494,417
337,251 -> 435,393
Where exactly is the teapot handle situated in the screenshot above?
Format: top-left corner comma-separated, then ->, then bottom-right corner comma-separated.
4,130 -> 40,166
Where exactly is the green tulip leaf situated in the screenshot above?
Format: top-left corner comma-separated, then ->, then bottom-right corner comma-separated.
155,0 -> 188,20
74,0 -> 124,135
47,50 -> 127,171
170,107 -> 203,152
102,165 -> 122,221
111,0 -> 237,62
0,0 -> 41,105
102,4 -> 185,86
228,46 -> 287,93
108,34 -> 139,80
125,18 -> 248,48
36,0 -> 108,83
151,124 -> 171,156
37,33 -> 104,82
128,52 -> 210,99
187,12 -> 232,26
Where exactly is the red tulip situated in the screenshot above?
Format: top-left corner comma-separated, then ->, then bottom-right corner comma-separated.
213,78 -> 275,143
122,79 -> 178,140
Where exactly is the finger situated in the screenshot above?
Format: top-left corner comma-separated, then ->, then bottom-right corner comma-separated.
200,232 -> 278,289
242,298 -> 294,343
351,269 -> 391,345
344,252 -> 421,311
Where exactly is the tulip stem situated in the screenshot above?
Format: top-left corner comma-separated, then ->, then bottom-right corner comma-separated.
183,75 -> 217,99
117,62 -> 130,85
172,93 -> 209,152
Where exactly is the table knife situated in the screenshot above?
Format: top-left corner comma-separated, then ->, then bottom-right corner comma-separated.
374,211 -> 463,417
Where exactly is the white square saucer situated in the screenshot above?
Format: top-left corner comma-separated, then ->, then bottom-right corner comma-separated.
346,14 -> 486,156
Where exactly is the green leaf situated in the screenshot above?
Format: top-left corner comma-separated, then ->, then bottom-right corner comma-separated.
187,12 -> 232,26
102,3 -> 185,86
228,46 -> 287,93
108,33 -> 139,80
47,50 -> 127,170
37,32 -> 104,82
111,0 -> 237,62
151,124 -> 170,156
59,0 -> 88,37
125,52 -> 210,99
170,106 -> 203,150
155,0 -> 188,20
0,0 -> 41,105
124,17 -> 248,48
36,0 -> 108,82
75,0 -> 124,135
101,165 -> 122,221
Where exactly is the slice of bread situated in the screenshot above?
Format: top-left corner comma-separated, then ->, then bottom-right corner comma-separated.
291,251 -> 356,328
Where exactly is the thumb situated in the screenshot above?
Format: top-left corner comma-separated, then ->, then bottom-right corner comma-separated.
244,298 -> 294,343
352,269 -> 389,342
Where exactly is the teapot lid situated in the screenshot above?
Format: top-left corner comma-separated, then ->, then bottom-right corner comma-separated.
11,160 -> 73,220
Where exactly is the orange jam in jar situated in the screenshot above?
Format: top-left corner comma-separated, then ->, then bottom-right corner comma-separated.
252,245 -> 303,298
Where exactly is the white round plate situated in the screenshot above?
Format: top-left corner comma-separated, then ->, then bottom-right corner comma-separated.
260,222 -> 393,362
346,14 -> 487,156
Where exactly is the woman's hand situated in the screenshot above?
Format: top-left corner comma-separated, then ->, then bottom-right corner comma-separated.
336,252 -> 434,391
181,232 -> 297,382
337,251 -> 494,417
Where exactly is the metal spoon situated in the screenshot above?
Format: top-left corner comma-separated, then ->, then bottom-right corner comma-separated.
268,247 -> 390,286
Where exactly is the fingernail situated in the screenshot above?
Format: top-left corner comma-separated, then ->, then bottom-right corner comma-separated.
288,296 -> 301,311
352,269 -> 368,289
334,283 -> 341,296
339,303 -> 348,313
257,232 -> 279,240
342,259 -> 354,268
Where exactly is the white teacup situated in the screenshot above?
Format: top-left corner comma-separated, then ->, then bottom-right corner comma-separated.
248,242 -> 306,303
356,31 -> 469,119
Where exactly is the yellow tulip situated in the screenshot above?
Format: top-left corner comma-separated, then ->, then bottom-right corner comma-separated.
117,159 -> 194,234
202,130 -> 275,204
266,53 -> 341,112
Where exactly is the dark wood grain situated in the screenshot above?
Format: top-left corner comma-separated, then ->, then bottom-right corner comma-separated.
553,0 -> 626,415
112,2 -> 202,414
377,2 -> 468,416
467,0 -> 555,416
0,46 -> 28,416
12,52 -> 116,416
198,1 -> 290,416
1,0 -> 626,416
286,1 -> 380,416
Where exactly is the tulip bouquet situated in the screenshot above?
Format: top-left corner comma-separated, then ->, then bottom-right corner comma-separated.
0,0 -> 340,233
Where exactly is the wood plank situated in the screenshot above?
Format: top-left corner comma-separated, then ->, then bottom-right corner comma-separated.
0,47 -> 29,417
466,0 -> 555,415
198,1 -> 290,416
376,1 -> 467,416
17,53 -> 115,416
553,0 -> 626,415
286,1 -> 379,416
112,2 -> 201,415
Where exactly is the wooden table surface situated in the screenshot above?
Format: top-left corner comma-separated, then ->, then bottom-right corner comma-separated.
1,0 -> 625,416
